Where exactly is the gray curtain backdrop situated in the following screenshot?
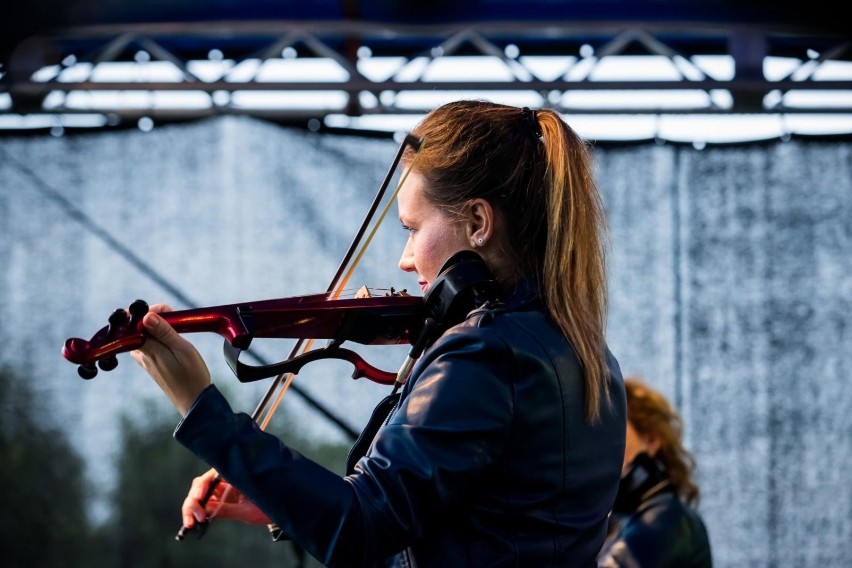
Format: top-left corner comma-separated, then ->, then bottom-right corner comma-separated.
1,116 -> 849,567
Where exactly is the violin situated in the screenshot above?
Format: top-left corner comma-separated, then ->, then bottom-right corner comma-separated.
62,250 -> 499,386
61,289 -> 425,385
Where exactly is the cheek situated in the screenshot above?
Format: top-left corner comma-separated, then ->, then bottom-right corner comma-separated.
413,219 -> 467,281
415,231 -> 447,277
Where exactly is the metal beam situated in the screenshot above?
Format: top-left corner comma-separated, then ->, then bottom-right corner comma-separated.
2,20 -> 849,120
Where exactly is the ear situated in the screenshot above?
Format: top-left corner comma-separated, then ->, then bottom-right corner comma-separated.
464,198 -> 495,249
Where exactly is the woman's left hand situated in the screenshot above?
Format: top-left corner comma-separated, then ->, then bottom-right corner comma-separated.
130,303 -> 211,416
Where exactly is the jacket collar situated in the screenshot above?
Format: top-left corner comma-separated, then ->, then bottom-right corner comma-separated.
503,276 -> 541,310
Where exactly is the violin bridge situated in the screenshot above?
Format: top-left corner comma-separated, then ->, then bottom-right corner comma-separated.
355,285 -> 373,299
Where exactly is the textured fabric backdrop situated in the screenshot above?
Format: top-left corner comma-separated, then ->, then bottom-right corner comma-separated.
1,117 -> 849,567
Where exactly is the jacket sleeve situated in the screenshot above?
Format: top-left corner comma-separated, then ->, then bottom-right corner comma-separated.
173,324 -> 514,567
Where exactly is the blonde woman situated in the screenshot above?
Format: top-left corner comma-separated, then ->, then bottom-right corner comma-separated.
133,101 -> 627,567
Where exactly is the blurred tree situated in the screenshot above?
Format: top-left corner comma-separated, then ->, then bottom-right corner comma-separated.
101,385 -> 349,567
0,366 -> 94,567
0,364 -> 352,566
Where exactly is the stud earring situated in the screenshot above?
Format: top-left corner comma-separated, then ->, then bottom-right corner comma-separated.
477,238 -> 484,245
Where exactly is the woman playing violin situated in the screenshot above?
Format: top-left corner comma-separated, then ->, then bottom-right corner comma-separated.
131,100 -> 627,567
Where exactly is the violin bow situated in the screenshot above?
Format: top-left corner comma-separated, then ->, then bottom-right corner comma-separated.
178,133 -> 425,540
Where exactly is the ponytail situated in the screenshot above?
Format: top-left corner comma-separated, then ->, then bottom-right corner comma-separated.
538,110 -> 611,422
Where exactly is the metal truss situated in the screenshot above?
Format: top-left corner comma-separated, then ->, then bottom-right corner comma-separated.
2,19 -> 850,122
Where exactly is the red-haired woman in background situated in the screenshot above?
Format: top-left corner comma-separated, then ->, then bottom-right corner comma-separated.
598,376 -> 712,567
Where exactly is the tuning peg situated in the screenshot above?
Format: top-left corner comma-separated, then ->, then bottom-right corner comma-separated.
107,309 -> 128,337
98,356 -> 119,372
128,299 -> 149,327
78,363 -> 98,380
129,299 -> 148,316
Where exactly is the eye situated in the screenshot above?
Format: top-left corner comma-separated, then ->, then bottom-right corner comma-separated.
401,224 -> 415,234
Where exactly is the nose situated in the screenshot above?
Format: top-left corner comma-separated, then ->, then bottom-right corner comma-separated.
398,240 -> 415,273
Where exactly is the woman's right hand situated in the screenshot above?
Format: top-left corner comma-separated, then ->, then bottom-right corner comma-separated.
183,469 -> 273,529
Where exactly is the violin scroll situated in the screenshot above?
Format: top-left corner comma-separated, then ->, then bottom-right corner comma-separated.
64,299 -> 152,379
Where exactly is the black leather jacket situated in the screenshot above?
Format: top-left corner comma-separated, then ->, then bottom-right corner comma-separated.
175,284 -> 626,567
597,455 -> 712,568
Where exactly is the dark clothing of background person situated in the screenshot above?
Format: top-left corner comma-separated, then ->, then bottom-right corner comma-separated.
597,453 -> 712,568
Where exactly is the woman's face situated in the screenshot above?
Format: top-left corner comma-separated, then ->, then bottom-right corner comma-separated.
397,171 -> 471,294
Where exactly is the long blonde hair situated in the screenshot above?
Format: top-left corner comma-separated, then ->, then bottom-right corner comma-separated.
403,100 -> 611,422
624,377 -> 701,506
